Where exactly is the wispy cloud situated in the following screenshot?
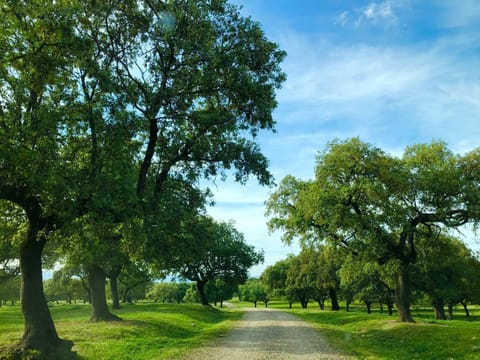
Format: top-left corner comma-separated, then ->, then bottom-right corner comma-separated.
274,29 -> 480,153
336,0 -> 406,29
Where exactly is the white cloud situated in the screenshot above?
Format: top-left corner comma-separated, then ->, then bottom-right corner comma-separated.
336,1 -> 405,28
356,1 -> 397,27
274,30 -> 480,152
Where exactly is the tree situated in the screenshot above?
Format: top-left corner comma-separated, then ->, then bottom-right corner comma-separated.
205,278 -> 236,307
1,0 -> 285,356
0,1 -> 91,355
147,283 -> 179,303
261,257 -> 293,306
267,138 -> 480,322
284,254 -> 314,309
413,233 -> 479,320
0,275 -> 21,306
239,279 -> 269,307
171,216 -> 264,306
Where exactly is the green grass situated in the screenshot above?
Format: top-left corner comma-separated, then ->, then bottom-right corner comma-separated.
3,301 -> 480,359
265,301 -> 480,360
0,302 -> 243,360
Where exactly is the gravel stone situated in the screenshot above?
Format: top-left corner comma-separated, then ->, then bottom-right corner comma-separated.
184,307 -> 353,360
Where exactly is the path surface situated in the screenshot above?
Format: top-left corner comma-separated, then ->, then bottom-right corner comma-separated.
185,307 -> 352,360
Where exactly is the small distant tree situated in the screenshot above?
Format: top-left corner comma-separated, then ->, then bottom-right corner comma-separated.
0,275 -> 21,306
285,255 -> 314,309
171,217 -> 263,306
239,279 -> 269,307
206,278 -> 237,307
261,257 -> 293,306
147,283 -> 178,303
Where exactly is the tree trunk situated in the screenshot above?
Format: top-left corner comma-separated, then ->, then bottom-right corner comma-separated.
88,264 -> 121,322
447,304 -> 454,320
317,299 -> 325,310
289,302 -> 292,309
329,288 -> 340,311
365,301 -> 372,314
18,223 -> 73,357
196,280 -> 209,306
395,270 -> 414,322
254,300 -> 257,308
387,301 -> 394,316
109,273 -> 120,310
461,301 -> 470,317
300,296 -> 308,309
432,298 -> 446,320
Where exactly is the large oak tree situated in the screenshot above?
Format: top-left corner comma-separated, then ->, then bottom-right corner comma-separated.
267,138 -> 480,322
0,0 -> 285,356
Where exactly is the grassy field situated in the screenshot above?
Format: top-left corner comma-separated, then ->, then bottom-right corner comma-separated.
0,302 -> 242,360
265,301 -> 480,360
2,301 -> 480,359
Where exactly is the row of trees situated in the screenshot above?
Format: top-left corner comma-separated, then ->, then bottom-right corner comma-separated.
0,0 -> 285,357
261,241 -> 480,319
266,138 -> 480,322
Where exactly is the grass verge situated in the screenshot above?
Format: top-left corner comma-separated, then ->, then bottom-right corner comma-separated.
266,301 -> 480,360
0,303 -> 243,360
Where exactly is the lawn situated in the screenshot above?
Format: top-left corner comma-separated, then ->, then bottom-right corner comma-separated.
0,302 -> 242,360
267,301 -> 480,360
2,300 -> 480,359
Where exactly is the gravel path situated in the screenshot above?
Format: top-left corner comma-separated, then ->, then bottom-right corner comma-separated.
184,307 -> 352,360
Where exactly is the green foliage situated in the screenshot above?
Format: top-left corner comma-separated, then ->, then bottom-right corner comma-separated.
267,138 -> 480,321
238,279 -> 268,307
169,216 -> 264,289
146,282 -> 189,304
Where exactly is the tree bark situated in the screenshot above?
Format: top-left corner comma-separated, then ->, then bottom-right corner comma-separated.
447,304 -> 454,320
461,301 -> 470,317
329,288 -> 340,311
432,298 -> 446,320
108,272 -> 121,310
365,301 -> 372,314
88,264 -> 121,322
395,269 -> 414,322
196,280 -> 209,306
19,222 -> 73,356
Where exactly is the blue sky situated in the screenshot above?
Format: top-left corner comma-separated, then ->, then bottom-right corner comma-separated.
207,0 -> 480,277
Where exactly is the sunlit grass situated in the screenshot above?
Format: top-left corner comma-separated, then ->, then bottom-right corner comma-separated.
0,302 -> 242,360
271,301 -> 480,360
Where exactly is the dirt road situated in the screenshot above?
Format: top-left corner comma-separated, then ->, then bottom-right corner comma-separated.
184,307 -> 352,360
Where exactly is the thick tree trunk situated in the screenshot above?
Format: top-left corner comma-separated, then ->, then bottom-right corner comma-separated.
18,224 -> 73,357
329,288 -> 340,311
395,270 -> 414,322
88,264 -> 121,322
196,280 -> 209,306
317,298 -> 325,310
432,298 -> 446,320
